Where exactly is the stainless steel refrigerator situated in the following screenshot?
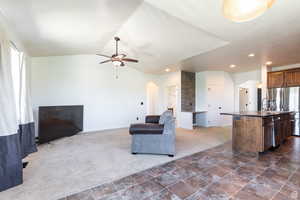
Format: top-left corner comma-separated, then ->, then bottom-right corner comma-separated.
267,87 -> 300,136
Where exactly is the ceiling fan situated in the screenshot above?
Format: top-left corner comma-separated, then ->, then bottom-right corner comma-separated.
97,37 -> 139,67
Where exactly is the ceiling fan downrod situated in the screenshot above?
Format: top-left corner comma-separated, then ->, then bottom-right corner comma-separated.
114,37 -> 120,56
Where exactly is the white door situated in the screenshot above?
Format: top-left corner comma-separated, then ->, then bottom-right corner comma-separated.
207,85 -> 224,126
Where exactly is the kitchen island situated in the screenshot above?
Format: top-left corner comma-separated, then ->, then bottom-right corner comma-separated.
221,111 -> 295,154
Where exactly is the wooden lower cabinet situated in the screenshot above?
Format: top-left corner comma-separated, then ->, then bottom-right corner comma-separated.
283,114 -> 292,138
232,116 -> 262,153
274,116 -> 283,145
273,114 -> 292,145
232,113 -> 292,154
262,118 -> 273,151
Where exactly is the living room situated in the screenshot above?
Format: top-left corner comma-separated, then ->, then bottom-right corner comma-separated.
1,1 -> 300,200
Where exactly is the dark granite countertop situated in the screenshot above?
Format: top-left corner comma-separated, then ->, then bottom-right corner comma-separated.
220,111 -> 295,117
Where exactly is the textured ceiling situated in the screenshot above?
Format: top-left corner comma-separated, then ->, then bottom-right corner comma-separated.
0,0 -> 300,73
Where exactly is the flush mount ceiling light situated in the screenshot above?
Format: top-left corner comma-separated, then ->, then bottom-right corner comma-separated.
266,61 -> 273,65
248,53 -> 255,57
165,68 -> 171,72
223,0 -> 275,22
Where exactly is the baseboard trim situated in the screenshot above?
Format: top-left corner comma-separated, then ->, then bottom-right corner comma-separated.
79,126 -> 130,135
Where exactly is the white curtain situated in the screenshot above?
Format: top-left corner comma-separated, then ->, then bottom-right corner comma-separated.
0,35 -> 23,192
0,38 -> 18,136
0,31 -> 36,191
19,53 -> 34,125
18,52 -> 37,158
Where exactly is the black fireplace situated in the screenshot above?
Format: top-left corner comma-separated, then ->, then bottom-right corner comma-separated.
38,105 -> 83,144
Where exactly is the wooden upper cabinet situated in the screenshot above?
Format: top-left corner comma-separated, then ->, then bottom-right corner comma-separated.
285,69 -> 300,87
285,71 -> 294,86
267,68 -> 300,88
267,71 -> 285,88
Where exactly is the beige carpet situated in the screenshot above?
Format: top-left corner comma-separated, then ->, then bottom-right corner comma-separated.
0,127 -> 231,200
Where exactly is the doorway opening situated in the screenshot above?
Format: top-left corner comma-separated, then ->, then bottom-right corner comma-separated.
239,88 -> 249,112
146,82 -> 159,115
167,85 -> 178,118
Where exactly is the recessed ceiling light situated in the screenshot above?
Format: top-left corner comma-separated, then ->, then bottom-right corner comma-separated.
248,53 -> 255,57
266,61 -> 273,65
165,68 -> 171,72
230,64 -> 236,68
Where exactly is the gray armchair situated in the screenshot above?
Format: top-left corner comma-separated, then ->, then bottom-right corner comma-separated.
129,111 -> 176,157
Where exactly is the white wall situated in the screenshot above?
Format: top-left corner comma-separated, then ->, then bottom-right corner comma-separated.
31,55 -> 185,133
237,80 -> 259,111
31,55 -> 161,133
232,70 -> 261,111
195,72 -> 207,111
195,71 -> 234,127
261,65 -> 268,99
155,71 -> 182,127
33,54 -> 274,132
156,72 -> 181,113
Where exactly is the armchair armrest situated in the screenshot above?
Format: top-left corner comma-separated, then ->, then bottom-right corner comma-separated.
145,115 -> 160,124
163,117 -> 176,135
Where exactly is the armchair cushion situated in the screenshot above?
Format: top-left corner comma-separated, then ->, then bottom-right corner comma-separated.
145,115 -> 160,124
129,123 -> 164,135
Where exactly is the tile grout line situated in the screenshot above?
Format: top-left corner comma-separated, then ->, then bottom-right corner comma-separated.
269,168 -> 297,200
61,138 -> 300,200
269,145 -> 299,200
183,153 -> 253,200
229,164 -> 270,199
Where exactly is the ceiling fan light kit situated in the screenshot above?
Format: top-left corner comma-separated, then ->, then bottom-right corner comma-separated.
97,37 -> 138,67
112,60 -> 123,66
97,37 -> 138,78
223,0 -> 275,22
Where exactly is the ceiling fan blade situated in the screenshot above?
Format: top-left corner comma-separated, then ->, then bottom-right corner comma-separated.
99,60 -> 111,64
96,54 -> 111,58
122,58 -> 138,63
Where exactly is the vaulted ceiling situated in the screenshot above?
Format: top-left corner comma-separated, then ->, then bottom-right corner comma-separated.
0,0 -> 300,73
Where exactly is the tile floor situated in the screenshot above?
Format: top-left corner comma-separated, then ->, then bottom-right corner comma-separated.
1,127 -> 231,200
61,137 -> 300,200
